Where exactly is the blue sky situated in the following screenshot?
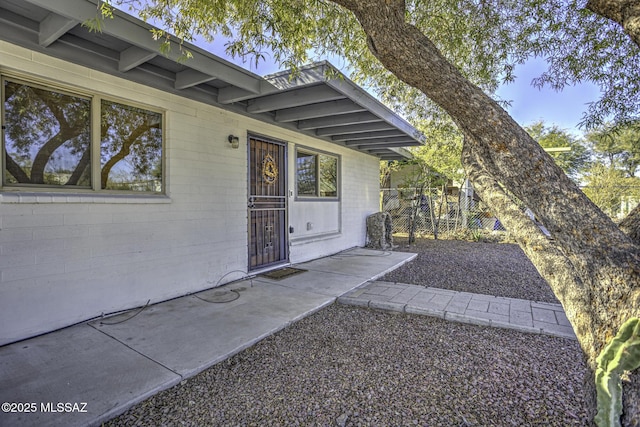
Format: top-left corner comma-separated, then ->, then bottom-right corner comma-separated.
495,58 -> 601,136
117,4 -> 602,139
196,36 -> 600,137
218,45 -> 601,137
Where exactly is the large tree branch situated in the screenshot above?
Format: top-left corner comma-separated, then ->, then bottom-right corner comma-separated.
65,146 -> 91,186
337,0 -> 639,284
619,202 -> 640,245
30,131 -> 78,184
29,88 -> 85,184
331,1 -> 640,420
101,122 -> 158,189
4,152 -> 31,183
461,137 -> 599,357
587,0 -> 640,48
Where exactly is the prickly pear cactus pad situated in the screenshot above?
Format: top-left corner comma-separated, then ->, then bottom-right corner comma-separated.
595,317 -> 640,427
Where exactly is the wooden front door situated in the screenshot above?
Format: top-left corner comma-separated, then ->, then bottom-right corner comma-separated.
248,135 -> 288,270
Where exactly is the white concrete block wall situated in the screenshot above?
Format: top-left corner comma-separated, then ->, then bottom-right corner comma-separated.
0,41 -> 381,345
287,139 -> 380,263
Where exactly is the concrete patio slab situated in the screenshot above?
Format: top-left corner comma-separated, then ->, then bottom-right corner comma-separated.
0,324 -> 179,427
294,248 -> 417,279
0,248 -> 417,427
89,280 -> 334,378
254,269 -> 365,296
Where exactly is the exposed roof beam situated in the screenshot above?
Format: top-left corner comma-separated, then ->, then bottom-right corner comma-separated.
217,81 -> 279,104
297,112 -> 380,130
325,74 -> 422,142
7,2 -> 422,161
316,122 -> 393,136
275,99 -> 366,122
358,141 -> 418,149
247,85 -> 344,114
370,147 -> 414,160
269,62 -> 423,141
39,13 -> 77,47
24,0 -> 269,94
0,7 -> 34,31
331,130 -> 404,142
175,69 -> 215,90
118,45 -> 157,72
345,137 -> 417,146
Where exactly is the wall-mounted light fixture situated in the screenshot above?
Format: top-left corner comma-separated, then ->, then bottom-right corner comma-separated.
228,135 -> 240,149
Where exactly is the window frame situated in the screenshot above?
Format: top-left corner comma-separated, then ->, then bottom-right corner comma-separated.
1,74 -> 166,195
294,146 -> 340,201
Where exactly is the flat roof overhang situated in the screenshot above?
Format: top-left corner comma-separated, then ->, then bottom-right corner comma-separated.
0,0 -> 424,160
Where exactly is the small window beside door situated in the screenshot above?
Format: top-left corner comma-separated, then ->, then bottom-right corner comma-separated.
295,148 -> 339,199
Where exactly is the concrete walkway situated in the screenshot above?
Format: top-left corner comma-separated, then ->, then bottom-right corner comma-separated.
338,281 -> 576,340
0,248 -> 416,427
0,247 -> 576,427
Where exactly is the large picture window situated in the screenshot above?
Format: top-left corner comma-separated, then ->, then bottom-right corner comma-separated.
296,148 -> 338,198
2,77 -> 163,193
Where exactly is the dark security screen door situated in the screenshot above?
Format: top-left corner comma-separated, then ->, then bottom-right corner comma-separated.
248,135 -> 288,270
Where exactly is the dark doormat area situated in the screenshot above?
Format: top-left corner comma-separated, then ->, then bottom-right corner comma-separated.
260,267 -> 307,280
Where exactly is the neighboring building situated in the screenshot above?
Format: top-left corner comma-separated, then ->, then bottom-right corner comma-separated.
0,0 -> 423,345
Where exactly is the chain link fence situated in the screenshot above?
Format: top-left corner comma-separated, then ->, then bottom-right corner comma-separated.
381,184 -> 639,241
380,185 -> 502,240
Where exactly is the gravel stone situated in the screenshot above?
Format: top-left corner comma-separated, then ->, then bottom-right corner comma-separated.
106,305 -> 588,426
106,238 -> 588,426
383,238 -> 559,303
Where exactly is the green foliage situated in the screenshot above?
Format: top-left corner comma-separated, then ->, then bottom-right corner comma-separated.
525,121 -> 590,181
581,122 -> 640,219
397,161 -> 447,191
587,123 -> 640,178
380,160 -> 401,188
104,0 -> 639,128
595,318 -> 640,427
521,2 -> 640,128
409,120 -> 464,183
82,1 -> 114,33
582,164 -> 640,219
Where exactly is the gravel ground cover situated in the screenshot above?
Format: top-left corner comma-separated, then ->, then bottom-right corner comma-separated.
107,305 -> 588,426
383,238 -> 559,304
107,238 -> 588,426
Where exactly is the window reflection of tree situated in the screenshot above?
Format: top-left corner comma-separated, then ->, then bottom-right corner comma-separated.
296,149 -> 338,198
3,80 -> 162,192
296,151 -> 316,195
4,81 -> 90,185
319,155 -> 337,197
100,100 -> 162,190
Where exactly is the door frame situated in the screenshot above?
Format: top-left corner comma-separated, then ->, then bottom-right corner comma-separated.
246,133 -> 289,271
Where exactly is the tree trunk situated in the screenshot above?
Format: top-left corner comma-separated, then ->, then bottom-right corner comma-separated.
100,122 -> 157,189
332,0 -> 640,423
620,203 -> 640,246
587,0 -> 640,48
